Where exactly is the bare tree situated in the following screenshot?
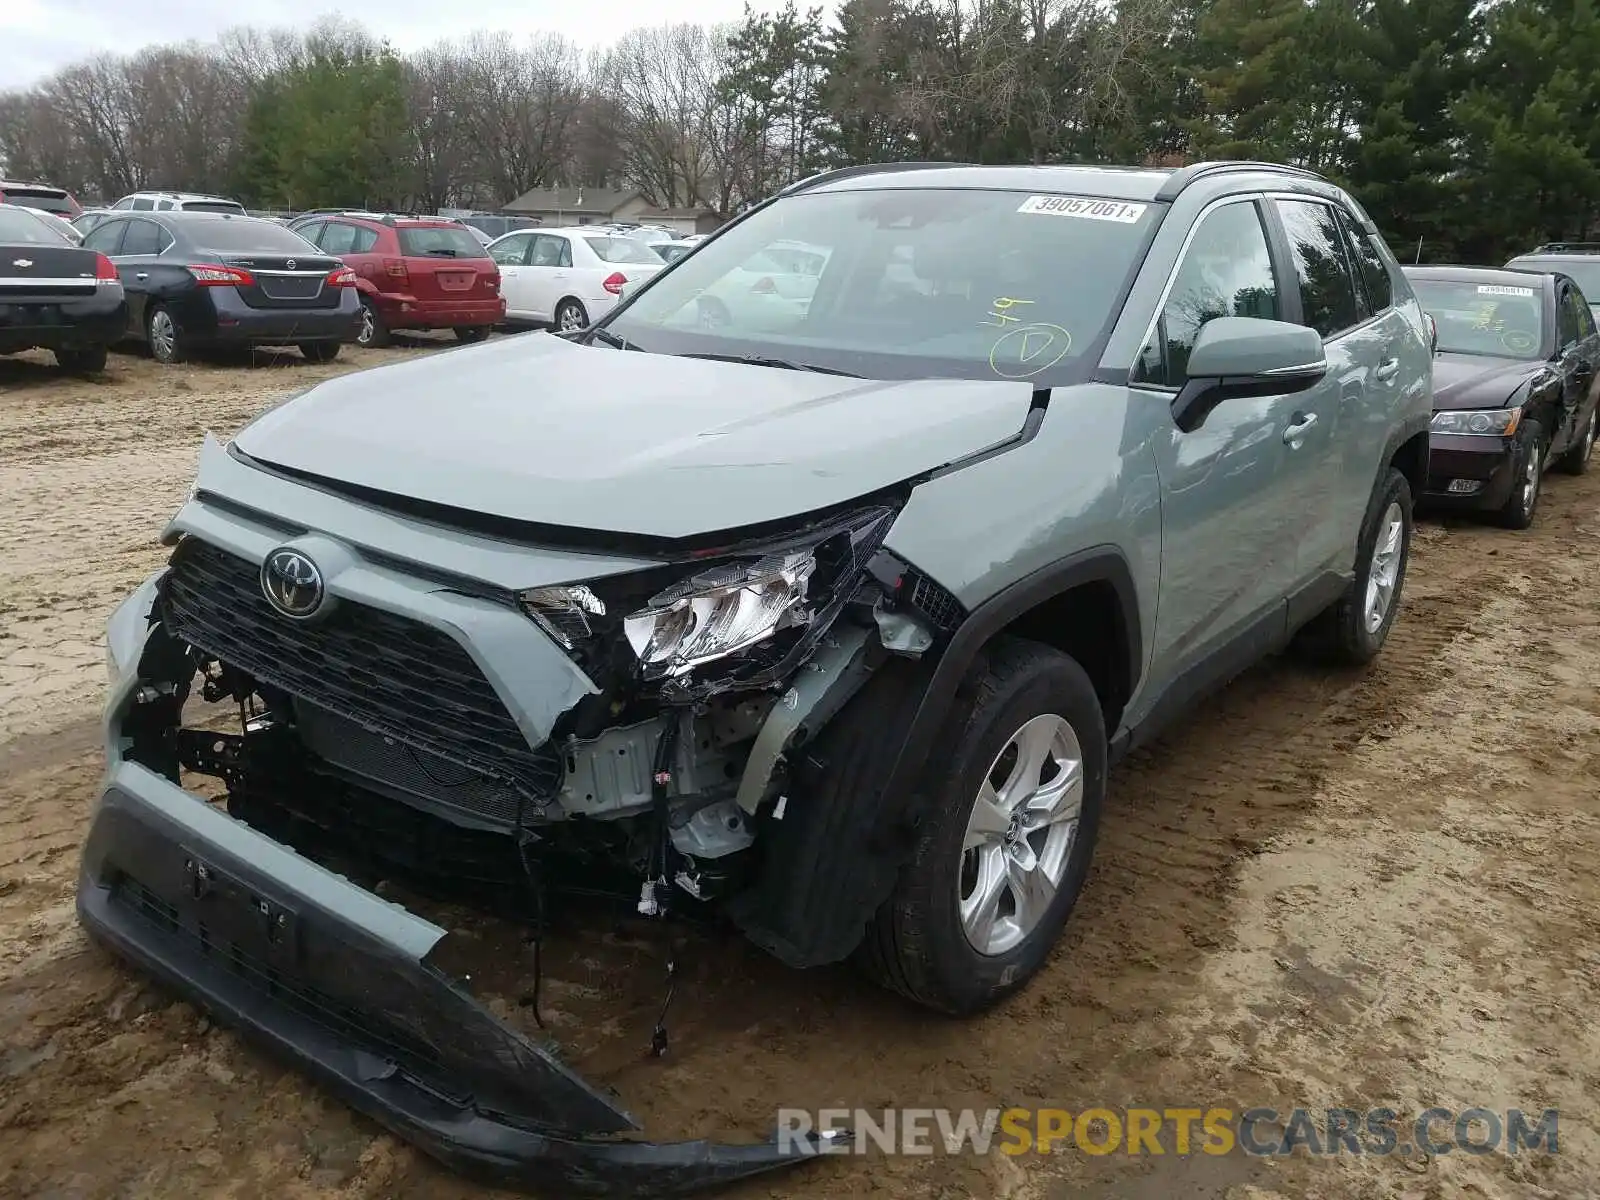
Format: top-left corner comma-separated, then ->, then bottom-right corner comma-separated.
460,32 -> 586,205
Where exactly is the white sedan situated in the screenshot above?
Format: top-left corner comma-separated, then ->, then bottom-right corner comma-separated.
488,227 -> 666,331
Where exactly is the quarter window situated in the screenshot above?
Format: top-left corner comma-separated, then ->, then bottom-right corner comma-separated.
1275,199 -> 1362,339
1134,200 -> 1280,388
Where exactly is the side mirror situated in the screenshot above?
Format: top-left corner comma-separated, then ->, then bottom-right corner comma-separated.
1173,316 -> 1328,433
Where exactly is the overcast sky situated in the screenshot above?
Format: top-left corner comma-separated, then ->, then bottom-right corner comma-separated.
1,0 -> 784,90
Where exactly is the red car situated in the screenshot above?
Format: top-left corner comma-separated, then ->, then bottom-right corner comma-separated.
285,211 -> 504,347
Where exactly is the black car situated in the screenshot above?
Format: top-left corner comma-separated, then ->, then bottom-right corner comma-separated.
79,211 -> 362,364
1506,243 -> 1600,322
0,205 -> 127,374
1403,265 -> 1600,527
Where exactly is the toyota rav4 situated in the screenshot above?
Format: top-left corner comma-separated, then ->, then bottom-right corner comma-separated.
82,160 -> 1432,1195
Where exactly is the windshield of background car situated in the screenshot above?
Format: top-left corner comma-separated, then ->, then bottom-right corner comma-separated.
187,219 -> 320,253
585,236 -> 665,264
1410,278 -> 1545,360
398,225 -> 486,258
0,207 -> 69,243
604,187 -> 1159,383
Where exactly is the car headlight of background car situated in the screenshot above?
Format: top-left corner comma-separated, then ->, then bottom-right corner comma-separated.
518,505 -> 897,686
1431,407 -> 1522,435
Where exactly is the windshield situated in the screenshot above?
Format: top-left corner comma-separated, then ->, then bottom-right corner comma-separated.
398,225 -> 486,258
585,236 -> 665,265
1411,278 -> 1545,359
0,206 -> 70,243
189,218 -> 320,253
603,187 -> 1159,383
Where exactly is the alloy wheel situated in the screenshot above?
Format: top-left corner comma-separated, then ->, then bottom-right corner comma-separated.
149,310 -> 176,362
1363,501 -> 1405,634
958,713 -> 1084,957
558,305 -> 585,332
1520,450 -> 1541,518
357,306 -> 375,346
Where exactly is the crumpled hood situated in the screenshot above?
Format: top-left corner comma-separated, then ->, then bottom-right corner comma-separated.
1432,352 -> 1547,411
233,332 -> 1036,539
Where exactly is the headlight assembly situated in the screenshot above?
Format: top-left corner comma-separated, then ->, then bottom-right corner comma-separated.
1431,407 -> 1522,436
623,551 -> 815,677
519,584 -> 607,649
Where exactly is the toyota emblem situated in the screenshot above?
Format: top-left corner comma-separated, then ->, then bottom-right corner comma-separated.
260,547 -> 326,619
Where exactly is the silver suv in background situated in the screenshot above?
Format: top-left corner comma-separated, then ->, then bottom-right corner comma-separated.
109,191 -> 247,215
84,160 -> 1431,1194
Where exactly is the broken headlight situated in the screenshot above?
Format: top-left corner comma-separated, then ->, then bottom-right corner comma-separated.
621,506 -> 896,681
518,584 -> 608,650
624,552 -> 815,676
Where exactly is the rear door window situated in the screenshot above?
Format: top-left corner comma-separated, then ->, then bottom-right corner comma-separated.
1275,199 -> 1363,338
397,225 -> 485,258
1343,218 -> 1393,312
350,225 -> 378,252
531,235 -> 571,268
318,222 -> 359,255
118,219 -> 164,256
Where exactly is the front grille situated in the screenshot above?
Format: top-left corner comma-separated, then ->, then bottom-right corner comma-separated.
255,274 -> 324,300
112,875 -> 467,1104
161,538 -> 561,803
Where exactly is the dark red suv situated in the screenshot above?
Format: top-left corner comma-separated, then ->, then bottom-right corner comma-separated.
286,211 -> 504,346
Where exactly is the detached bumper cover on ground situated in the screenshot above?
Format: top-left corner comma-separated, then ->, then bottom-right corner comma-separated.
76,759 -> 830,1196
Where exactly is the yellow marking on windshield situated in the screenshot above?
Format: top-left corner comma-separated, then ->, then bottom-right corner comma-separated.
989,322 -> 1073,379
982,296 -> 1035,328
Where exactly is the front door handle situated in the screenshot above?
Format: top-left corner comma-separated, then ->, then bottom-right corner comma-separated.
1283,413 -> 1318,447
1376,357 -> 1400,382
134,271 -> 149,280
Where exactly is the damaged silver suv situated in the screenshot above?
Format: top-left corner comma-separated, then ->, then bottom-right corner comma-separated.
82,161 -> 1432,1194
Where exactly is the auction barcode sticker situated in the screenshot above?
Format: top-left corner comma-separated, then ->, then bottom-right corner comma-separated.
1018,196 -> 1147,223
1477,285 -> 1534,296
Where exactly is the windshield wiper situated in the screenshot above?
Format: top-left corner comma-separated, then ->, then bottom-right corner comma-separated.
586,327 -> 643,351
678,352 -> 861,377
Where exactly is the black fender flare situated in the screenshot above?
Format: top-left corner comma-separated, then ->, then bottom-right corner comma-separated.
875,544 -> 1144,840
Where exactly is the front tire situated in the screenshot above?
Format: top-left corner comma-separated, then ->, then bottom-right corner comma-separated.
1496,420 -> 1545,529
1295,466 -> 1413,665
298,341 -> 341,363
554,299 -> 588,333
146,305 -> 185,365
1555,408 -> 1596,475
56,345 -> 108,374
858,638 -> 1106,1016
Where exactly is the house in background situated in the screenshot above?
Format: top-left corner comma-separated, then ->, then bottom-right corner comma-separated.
502,186 -> 720,235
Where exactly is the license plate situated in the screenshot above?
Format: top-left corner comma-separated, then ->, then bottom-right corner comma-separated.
438,272 -> 473,291
179,848 -> 301,964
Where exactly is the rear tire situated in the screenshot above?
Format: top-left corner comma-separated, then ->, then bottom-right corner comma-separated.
1294,466 -> 1413,665
554,299 -> 588,333
298,341 -> 341,363
1555,408 -> 1596,475
55,345 -> 108,374
1496,420 -> 1545,529
356,299 -> 390,348
146,305 -> 185,365
857,637 -> 1106,1016
453,326 -> 491,344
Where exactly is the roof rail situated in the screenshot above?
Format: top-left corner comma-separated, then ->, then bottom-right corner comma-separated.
1154,160 -> 1326,201
1530,242 -> 1600,254
780,161 -> 977,197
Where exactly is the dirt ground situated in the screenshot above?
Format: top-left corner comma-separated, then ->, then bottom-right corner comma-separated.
1,339 -> 1597,1200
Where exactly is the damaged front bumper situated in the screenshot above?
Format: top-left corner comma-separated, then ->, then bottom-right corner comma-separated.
77,757 -> 836,1195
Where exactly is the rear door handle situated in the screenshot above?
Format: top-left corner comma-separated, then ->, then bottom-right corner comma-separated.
135,272 -> 149,280
1376,357 -> 1400,382
1283,413 -> 1318,446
